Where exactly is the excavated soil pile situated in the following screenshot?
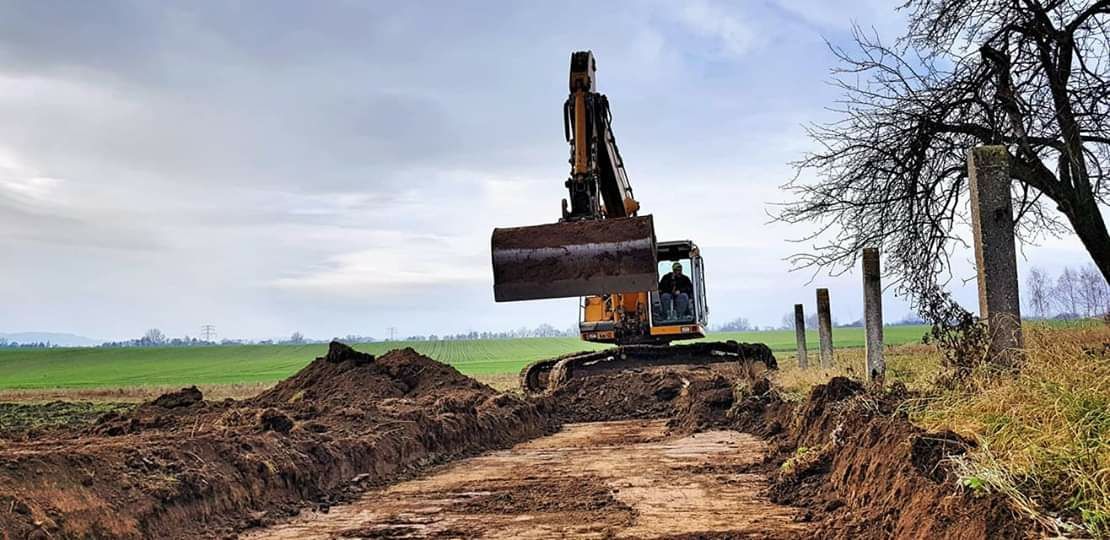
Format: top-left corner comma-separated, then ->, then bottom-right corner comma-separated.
539,364 -> 749,423
668,376 -> 1032,539
0,343 -> 553,540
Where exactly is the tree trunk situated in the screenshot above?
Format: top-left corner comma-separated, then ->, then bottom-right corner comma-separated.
1011,153 -> 1110,285
1067,194 -> 1110,285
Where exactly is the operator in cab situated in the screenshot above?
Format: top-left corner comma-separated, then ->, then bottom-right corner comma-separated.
656,261 -> 693,319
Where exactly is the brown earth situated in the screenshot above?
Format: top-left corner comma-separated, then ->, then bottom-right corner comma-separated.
537,364 -> 746,423
0,344 -> 1032,539
0,343 -> 553,539
666,375 -> 1036,539
245,420 -> 804,539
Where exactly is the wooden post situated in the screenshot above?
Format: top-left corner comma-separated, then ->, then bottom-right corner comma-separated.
968,146 -> 1023,365
862,248 -> 884,384
794,304 -> 808,369
816,288 -> 833,368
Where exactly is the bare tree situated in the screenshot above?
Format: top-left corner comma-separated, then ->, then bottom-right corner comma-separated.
806,312 -> 820,330
534,323 -> 560,337
1078,263 -> 1110,315
143,328 -> 166,345
804,312 -> 837,329
1025,266 -> 1053,318
780,311 -> 797,330
717,316 -> 753,332
778,0 -> 1110,306
1053,267 -> 1082,317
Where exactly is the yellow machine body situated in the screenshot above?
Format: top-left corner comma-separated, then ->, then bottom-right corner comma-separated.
579,240 -> 709,345
494,50 -> 776,395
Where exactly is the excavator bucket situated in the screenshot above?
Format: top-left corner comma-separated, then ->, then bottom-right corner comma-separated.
491,215 -> 658,302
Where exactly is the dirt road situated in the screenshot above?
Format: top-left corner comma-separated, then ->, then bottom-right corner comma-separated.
248,419 -> 805,539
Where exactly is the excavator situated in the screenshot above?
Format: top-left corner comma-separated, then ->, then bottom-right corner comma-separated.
491,51 -> 774,395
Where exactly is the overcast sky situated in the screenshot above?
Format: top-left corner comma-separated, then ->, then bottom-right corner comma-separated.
0,1 -> 1097,341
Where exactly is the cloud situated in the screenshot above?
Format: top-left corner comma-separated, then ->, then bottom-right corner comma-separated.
0,175 -> 63,207
0,1 -> 1093,340
0,148 -> 162,251
673,0 -> 760,58
767,0 -> 907,35
266,231 -> 487,297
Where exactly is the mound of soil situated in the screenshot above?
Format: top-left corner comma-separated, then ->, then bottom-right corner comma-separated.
254,343 -> 488,407
669,376 -> 1033,539
540,364 -> 749,423
666,374 -> 773,435
0,343 -> 554,539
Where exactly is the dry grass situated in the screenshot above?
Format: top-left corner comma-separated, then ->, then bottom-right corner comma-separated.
915,324 -> 1110,537
0,377 -> 527,402
768,323 -> 1110,536
0,374 -> 524,402
0,382 -> 274,403
473,372 -> 521,393
771,342 -> 942,401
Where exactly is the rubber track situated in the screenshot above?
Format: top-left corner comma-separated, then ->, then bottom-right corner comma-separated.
519,341 -> 776,395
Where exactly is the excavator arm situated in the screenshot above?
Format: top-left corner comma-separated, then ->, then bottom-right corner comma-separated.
491,51 -> 657,302
562,51 -> 640,221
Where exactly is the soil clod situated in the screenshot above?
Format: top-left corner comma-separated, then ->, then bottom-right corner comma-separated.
151,386 -> 203,408
258,408 -> 294,433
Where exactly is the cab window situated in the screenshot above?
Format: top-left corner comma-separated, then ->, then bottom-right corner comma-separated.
651,259 -> 695,323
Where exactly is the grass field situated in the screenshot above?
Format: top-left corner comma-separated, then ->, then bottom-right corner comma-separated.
0,326 -> 929,391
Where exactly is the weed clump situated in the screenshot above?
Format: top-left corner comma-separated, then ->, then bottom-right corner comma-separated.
772,321 -> 1110,537
916,324 -> 1110,537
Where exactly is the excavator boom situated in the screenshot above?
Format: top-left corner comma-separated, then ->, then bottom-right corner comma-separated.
490,51 -> 657,302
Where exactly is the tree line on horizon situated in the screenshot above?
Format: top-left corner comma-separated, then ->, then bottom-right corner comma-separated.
1025,264 -> 1110,320
89,325 -> 584,349
0,339 -> 56,349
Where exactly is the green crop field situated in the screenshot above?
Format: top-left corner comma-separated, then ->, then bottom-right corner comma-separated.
0,326 -> 929,391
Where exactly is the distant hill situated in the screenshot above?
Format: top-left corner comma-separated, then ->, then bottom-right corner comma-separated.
0,332 -> 102,347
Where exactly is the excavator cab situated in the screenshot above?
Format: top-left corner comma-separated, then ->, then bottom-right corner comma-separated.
578,240 -> 707,345
649,241 -> 708,334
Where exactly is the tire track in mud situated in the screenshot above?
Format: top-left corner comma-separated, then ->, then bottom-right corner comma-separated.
247,419 -> 805,539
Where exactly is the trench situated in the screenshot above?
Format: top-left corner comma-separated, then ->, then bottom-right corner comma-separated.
247,419 -> 805,539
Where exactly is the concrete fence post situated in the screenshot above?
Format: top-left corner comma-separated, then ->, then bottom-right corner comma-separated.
967,146 -> 1024,365
862,248 -> 884,385
793,304 -> 808,369
816,288 -> 833,368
